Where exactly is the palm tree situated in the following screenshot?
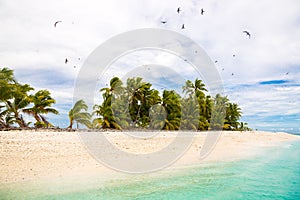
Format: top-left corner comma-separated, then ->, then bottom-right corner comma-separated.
225,103 -> 242,130
23,90 -> 59,128
68,99 -> 91,129
161,90 -> 181,130
0,67 -> 16,102
238,122 -> 251,131
183,78 -> 207,97
180,96 -> 199,130
210,94 -> 228,130
148,104 -> 167,130
94,77 -> 123,129
93,76 -> 249,131
1,68 -> 34,128
183,79 -> 208,130
4,83 -> 33,127
126,77 -> 147,127
93,99 -> 121,129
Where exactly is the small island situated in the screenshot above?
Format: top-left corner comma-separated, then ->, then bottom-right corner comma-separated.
1,67 -> 250,131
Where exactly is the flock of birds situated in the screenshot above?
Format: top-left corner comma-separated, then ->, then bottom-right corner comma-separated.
160,7 -> 252,76
53,7 -> 289,77
160,7 -> 251,38
161,7 -> 206,30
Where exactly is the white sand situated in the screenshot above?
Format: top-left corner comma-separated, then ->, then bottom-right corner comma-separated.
0,130 -> 299,184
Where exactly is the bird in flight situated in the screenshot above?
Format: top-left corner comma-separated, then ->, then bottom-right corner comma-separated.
161,21 -> 167,24
201,8 -> 205,15
54,21 -> 62,27
177,7 -> 181,13
231,73 -> 234,76
215,60 -> 218,63
286,72 -> 289,75
243,31 -> 251,39
65,58 -> 68,64
233,54 -> 236,57
181,24 -> 185,29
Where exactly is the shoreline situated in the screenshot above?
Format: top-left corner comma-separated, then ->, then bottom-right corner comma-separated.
0,130 -> 299,185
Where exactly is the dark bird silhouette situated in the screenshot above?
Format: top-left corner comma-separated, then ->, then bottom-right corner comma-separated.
231,73 -> 234,76
233,54 -> 236,57
54,21 -> 62,27
243,31 -> 251,39
286,72 -> 289,75
65,58 -> 68,64
201,8 -> 205,15
215,60 -> 218,63
181,24 -> 185,29
161,21 -> 167,24
177,7 -> 181,13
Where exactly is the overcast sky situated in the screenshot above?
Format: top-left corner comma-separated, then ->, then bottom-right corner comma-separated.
0,0 -> 299,133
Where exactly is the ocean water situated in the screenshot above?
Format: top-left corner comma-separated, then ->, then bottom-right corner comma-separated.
1,140 -> 300,200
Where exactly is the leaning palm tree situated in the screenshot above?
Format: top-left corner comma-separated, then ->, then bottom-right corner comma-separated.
0,67 -> 16,102
4,83 -> 33,127
68,99 -> 91,129
23,90 -> 59,128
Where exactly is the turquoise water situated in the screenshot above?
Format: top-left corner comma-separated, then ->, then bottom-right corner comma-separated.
1,140 -> 300,200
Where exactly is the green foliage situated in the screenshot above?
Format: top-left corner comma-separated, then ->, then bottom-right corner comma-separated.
93,77 -> 123,129
0,67 -> 249,131
0,67 -> 16,102
68,99 -> 91,129
210,94 -> 228,130
161,90 -> 181,130
23,90 -> 59,127
0,67 -> 58,128
94,76 -> 249,131
3,83 -> 34,127
224,103 -> 242,130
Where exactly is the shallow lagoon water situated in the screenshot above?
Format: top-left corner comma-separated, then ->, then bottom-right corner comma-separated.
1,140 -> 300,200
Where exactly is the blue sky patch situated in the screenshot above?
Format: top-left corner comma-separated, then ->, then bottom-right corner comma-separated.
259,80 -> 288,85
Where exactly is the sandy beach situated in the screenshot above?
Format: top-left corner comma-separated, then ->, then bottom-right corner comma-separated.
0,130 -> 299,184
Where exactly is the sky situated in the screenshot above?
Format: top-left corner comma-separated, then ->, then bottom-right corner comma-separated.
0,0 -> 299,133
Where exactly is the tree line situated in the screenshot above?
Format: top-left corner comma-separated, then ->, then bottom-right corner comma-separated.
0,67 -> 251,131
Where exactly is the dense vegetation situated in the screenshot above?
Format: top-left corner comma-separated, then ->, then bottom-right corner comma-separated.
0,67 -> 251,131
0,68 -> 58,128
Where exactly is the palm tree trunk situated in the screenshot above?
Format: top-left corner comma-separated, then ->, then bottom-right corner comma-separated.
68,120 -> 73,129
